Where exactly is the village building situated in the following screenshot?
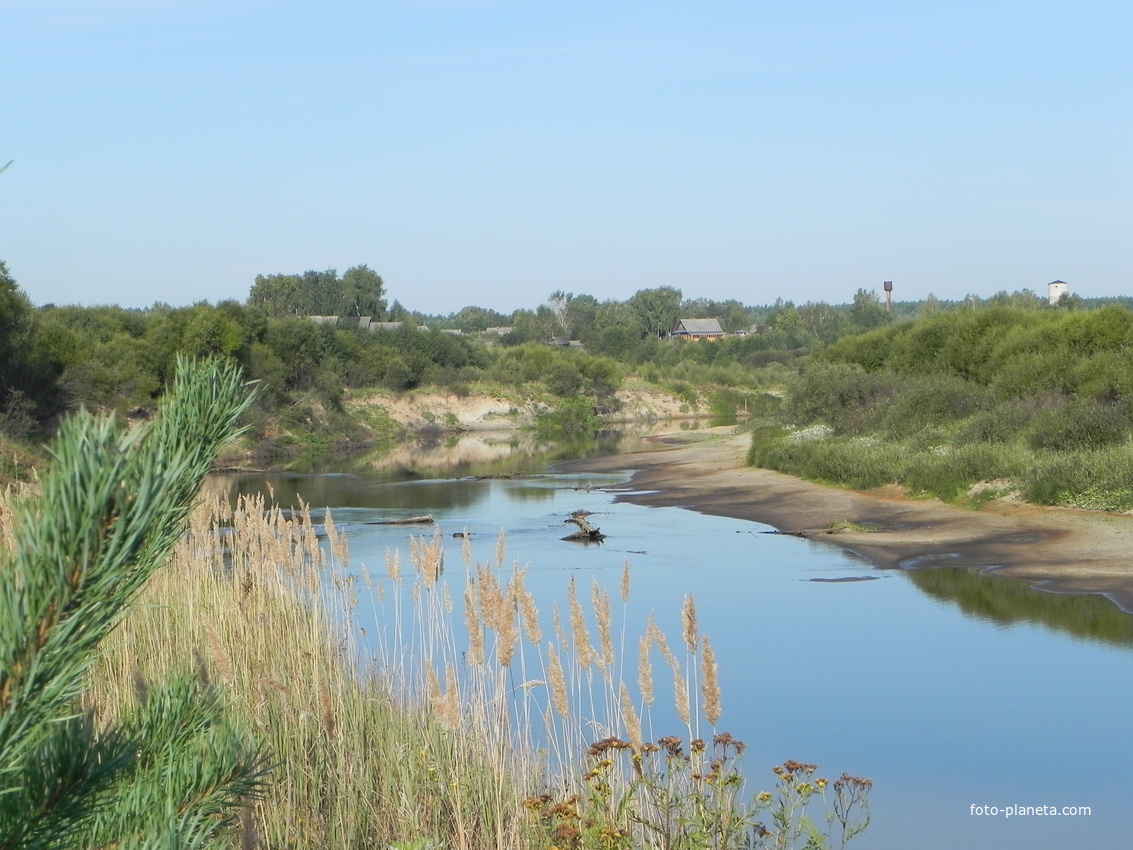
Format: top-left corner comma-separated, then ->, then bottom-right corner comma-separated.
671,318 -> 726,340
306,316 -> 430,331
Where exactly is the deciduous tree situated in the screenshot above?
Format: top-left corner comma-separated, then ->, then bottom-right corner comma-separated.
627,286 -> 682,339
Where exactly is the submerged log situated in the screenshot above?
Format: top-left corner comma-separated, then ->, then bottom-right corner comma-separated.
562,530 -> 606,543
365,514 -> 435,526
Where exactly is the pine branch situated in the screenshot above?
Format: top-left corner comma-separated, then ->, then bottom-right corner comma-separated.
0,358 -> 261,849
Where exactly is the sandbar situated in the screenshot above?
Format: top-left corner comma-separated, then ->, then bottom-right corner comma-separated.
562,428 -> 1133,613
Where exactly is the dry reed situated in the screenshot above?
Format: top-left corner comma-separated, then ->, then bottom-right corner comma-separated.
638,629 -> 655,707
82,494 -> 533,849
61,488 -> 749,850
701,633 -> 722,727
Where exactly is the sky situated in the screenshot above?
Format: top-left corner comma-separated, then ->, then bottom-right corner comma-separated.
1,0 -> 1130,315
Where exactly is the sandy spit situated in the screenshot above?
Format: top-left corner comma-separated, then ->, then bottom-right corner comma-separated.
560,428 -> 1133,613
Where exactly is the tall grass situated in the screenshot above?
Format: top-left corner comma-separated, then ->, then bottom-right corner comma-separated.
751,427 -> 1133,512
73,493 -> 870,850
84,494 -> 525,848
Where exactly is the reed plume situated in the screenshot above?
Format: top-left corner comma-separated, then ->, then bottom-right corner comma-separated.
547,643 -> 569,719
496,591 -> 519,668
552,603 -> 567,649
464,582 -> 485,667
411,528 -> 444,587
620,682 -> 642,747
593,581 -> 614,681
638,631 -> 655,707
441,664 -> 461,729
495,528 -> 507,569
567,576 -> 594,670
386,549 -> 402,584
673,665 -> 691,727
461,528 -> 472,566
681,594 -> 699,654
700,634 -> 721,726
324,508 -> 349,566
206,624 -> 235,685
516,573 -> 542,646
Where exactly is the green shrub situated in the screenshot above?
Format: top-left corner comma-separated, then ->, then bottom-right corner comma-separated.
544,361 -> 583,397
954,403 -> 1034,444
784,362 -> 899,435
874,374 -> 992,438
535,397 -> 599,439
1027,399 -> 1132,451
668,381 -> 699,407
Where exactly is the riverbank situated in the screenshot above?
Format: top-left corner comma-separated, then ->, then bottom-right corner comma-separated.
562,428 -> 1133,612
345,384 -> 702,431
211,384 -> 714,471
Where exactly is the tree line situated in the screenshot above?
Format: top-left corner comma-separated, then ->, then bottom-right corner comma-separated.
0,262 -> 891,437
2,256 -> 1119,465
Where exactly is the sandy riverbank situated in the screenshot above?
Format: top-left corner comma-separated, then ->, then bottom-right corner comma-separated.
562,427 -> 1133,612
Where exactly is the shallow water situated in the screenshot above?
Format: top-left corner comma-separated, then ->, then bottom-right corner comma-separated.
212,436 -> 1133,850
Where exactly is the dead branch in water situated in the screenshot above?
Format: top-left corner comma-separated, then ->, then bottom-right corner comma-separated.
563,512 -> 606,542
365,515 -> 435,526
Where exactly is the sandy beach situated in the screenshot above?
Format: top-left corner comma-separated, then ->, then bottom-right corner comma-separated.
564,427 -> 1133,612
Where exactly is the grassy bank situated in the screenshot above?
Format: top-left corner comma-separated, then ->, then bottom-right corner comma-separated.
749,426 -> 1133,511
81,494 -> 870,849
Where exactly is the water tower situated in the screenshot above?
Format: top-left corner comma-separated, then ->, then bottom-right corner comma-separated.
1047,280 -> 1069,305
883,281 -> 893,312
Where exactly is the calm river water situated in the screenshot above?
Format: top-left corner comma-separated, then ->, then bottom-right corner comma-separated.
210,428 -> 1133,850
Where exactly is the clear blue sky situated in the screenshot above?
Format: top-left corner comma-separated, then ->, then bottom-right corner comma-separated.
2,0 -> 1130,314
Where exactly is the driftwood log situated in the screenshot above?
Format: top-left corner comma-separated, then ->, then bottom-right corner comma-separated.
364,515 -> 435,526
562,511 -> 606,542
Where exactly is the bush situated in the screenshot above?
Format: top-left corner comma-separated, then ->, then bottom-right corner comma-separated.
535,397 -> 599,439
873,374 -> 992,438
784,362 -> 899,434
954,402 -> 1034,444
1027,399 -> 1132,451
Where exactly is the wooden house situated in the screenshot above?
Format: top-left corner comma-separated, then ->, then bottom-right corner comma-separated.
671,318 -> 726,340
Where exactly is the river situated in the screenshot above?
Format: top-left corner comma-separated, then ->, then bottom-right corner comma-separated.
208,427 -> 1133,850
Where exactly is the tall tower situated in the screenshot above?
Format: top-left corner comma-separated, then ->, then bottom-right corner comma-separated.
883,281 -> 893,312
1047,280 -> 1069,305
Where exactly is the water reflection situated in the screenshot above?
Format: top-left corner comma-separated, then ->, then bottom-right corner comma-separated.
205,422 -> 717,508
502,484 -> 558,503
904,566 -> 1133,648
